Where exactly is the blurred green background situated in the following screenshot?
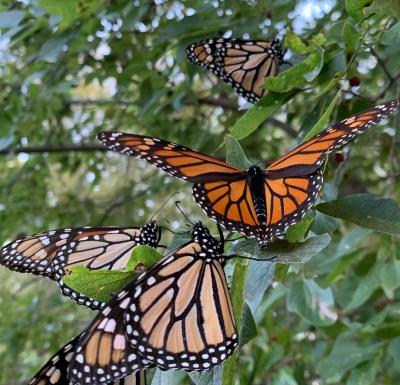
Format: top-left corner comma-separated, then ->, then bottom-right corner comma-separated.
0,0 -> 399,384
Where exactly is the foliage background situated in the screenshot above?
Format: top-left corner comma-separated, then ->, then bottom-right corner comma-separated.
0,0 -> 399,384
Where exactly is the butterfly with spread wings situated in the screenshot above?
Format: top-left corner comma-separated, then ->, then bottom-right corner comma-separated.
69,223 -> 237,384
186,38 -> 284,103
0,222 -> 160,309
28,332 -> 146,385
98,100 -> 399,246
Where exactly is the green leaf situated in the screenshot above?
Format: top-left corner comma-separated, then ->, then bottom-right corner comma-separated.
345,0 -> 371,21
264,47 -> 324,93
38,0 -> 102,27
344,260 -> 384,311
382,22 -> 400,45
151,370 -> 185,385
245,259 -> 275,313
0,11 -> 25,29
222,259 -> 248,385
271,368 -> 298,385
229,91 -> 297,140
316,194 -> 400,235
302,92 -> 340,141
342,22 -> 360,54
287,279 -> 337,326
380,259 -> 400,298
62,267 -> 137,303
317,333 -> 382,383
364,0 -> 400,18
285,30 -> 310,55
240,302 -> 257,346
125,245 -> 163,271
224,134 -> 252,169
346,360 -> 379,385
37,31 -> 76,63
229,234 -> 331,264
285,216 -> 314,242
190,367 -> 223,385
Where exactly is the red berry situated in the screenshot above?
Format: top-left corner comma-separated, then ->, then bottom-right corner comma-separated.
334,153 -> 345,163
349,76 -> 361,87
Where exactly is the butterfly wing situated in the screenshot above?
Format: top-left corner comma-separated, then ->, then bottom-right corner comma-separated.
98,132 -> 244,183
125,237 -> 238,371
193,179 -> 260,237
69,287 -> 152,385
193,170 -> 324,245
0,229 -> 75,278
266,100 -> 400,177
186,38 -> 283,103
28,333 -> 82,385
0,223 -> 160,310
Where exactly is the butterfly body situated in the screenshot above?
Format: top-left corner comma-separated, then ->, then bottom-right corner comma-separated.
246,165 -> 268,224
186,38 -> 284,103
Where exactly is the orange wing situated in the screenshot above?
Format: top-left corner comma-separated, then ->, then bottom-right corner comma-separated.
125,229 -> 237,371
193,170 -> 323,245
186,38 -> 284,103
193,179 -> 260,237
98,132 -> 244,183
267,100 -> 400,177
69,287 -> 152,385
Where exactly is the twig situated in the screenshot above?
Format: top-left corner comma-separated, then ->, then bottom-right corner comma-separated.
371,47 -> 394,81
0,144 -> 106,155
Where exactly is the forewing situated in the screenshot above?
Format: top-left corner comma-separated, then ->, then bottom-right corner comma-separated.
0,229 -> 76,278
267,100 -> 400,176
125,242 -> 238,371
98,132 -> 243,183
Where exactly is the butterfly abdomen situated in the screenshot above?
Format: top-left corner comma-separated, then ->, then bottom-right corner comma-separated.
247,166 -> 267,224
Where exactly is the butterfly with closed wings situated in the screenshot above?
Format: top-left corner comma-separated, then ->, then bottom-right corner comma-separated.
69,222 -> 237,384
0,222 -> 161,310
98,100 -> 399,247
186,38 -> 284,103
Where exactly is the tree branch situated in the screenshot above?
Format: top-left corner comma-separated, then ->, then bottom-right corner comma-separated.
0,144 -> 106,155
371,47 -> 394,81
66,97 -> 298,138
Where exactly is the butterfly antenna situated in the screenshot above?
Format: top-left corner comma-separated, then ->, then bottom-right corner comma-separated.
175,201 -> 195,226
149,192 -> 180,222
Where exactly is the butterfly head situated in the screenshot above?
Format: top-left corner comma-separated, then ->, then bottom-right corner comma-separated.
270,38 -> 284,63
141,221 -> 161,247
192,222 -> 224,255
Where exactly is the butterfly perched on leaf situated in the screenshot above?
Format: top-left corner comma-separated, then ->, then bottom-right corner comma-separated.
98,100 -> 399,246
28,332 -> 146,385
186,38 -> 284,103
0,222 -> 161,309
69,222 -> 237,384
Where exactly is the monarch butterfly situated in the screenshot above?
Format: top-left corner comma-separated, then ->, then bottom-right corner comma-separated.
28,332 -> 146,385
186,38 -> 284,103
69,222 -> 237,384
0,222 -> 160,309
98,100 -> 399,246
